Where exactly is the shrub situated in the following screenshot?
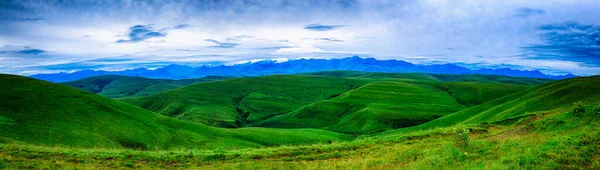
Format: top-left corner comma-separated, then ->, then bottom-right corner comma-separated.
573,102 -> 585,115
452,128 -> 470,148
592,104 -> 600,116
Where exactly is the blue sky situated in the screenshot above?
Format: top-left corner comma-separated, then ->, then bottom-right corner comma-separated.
1,0 -> 599,75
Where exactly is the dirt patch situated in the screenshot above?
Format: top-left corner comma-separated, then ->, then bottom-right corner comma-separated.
484,115 -> 542,140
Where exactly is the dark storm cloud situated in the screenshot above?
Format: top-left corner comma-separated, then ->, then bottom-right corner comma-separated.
523,22 -> 600,66
116,25 -> 166,43
18,48 -> 45,55
0,46 -> 46,55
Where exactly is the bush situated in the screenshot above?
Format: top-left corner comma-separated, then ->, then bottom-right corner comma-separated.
452,128 -> 470,148
573,102 -> 585,115
592,104 -> 600,116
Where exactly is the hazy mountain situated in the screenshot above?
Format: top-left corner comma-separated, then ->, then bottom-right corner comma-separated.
30,56 -> 576,82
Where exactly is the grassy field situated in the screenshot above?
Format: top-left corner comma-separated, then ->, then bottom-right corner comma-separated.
120,75 -> 370,127
386,76 -> 600,134
0,74 -> 352,150
435,82 -> 533,107
62,75 -> 227,98
1,72 -> 597,169
2,103 -> 599,169
122,72 -> 536,133
306,71 -> 553,85
253,81 -> 466,134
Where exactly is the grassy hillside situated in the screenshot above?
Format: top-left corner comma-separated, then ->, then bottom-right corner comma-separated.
121,75 -> 370,127
385,76 -> 600,134
121,72 -> 538,133
253,81 -> 466,134
435,82 -> 533,107
307,71 -> 552,85
62,75 -> 227,98
0,74 -> 352,150
3,99 -> 599,169
429,74 -> 553,85
1,73 -> 598,169
306,71 -> 441,83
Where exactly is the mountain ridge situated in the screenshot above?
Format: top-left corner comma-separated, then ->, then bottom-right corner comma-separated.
30,56 -> 577,82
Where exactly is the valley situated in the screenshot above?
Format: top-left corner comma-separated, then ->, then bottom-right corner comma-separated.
0,72 -> 598,169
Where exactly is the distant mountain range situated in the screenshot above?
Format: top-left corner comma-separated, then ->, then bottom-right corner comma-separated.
30,56 -> 577,82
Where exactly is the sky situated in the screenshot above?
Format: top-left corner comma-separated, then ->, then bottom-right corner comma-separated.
1,0 -> 600,75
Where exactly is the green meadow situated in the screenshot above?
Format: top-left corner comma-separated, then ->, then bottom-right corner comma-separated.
1,72 -> 599,169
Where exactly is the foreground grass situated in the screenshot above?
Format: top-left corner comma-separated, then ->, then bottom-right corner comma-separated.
3,106 -> 599,169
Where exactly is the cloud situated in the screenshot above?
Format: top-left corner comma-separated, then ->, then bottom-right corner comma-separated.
14,17 -> 44,21
514,7 -> 546,18
0,46 -> 46,55
87,57 -> 133,63
116,25 -> 166,43
204,39 -> 239,48
315,38 -> 343,42
18,48 -> 45,55
43,63 -> 106,71
2,1 -> 600,75
304,24 -> 345,31
256,46 -> 298,50
522,21 -> 600,66
174,24 -> 190,29
226,35 -> 254,42
275,43 -> 325,53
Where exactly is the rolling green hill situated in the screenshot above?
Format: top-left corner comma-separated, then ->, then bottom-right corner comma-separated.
429,74 -> 552,85
252,78 -> 534,134
384,76 -> 600,134
119,71 -> 536,134
3,75 -> 599,169
62,75 -> 227,98
435,82 -> 533,107
306,71 -> 553,85
121,75 -> 370,127
253,81 -> 466,134
0,74 -> 352,150
2,73 -> 599,169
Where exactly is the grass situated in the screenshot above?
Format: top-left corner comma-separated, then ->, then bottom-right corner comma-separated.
2,104 -> 599,169
307,71 -> 553,85
254,81 -> 466,134
62,75 -> 227,98
0,74 -> 352,150
122,71 -> 539,132
385,76 -> 600,134
435,82 -> 533,107
2,72 -> 596,169
429,74 -> 553,85
121,75 -> 370,127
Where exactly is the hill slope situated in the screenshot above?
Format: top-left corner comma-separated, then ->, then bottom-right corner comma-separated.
306,71 -> 553,85
435,82 -> 533,107
121,72 -> 536,132
121,75 -> 370,127
252,81 -> 466,134
429,74 -> 552,85
2,74 -> 598,169
386,76 -> 600,133
62,75 -> 227,98
0,74 -> 352,150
